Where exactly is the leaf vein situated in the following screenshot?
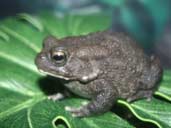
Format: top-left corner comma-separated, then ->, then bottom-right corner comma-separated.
0,52 -> 40,75
0,25 -> 40,52
27,108 -> 33,128
0,97 -> 44,119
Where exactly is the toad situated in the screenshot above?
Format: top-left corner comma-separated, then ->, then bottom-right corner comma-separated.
35,30 -> 162,117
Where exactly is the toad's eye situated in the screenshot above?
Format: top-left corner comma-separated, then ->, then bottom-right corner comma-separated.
51,50 -> 67,66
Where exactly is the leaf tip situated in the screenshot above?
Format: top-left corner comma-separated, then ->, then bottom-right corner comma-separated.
0,30 -> 10,42
17,13 -> 44,32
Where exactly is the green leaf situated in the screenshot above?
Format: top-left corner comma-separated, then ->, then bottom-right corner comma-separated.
17,13 -> 44,32
0,30 -> 9,41
0,12 -> 171,128
118,70 -> 171,128
118,97 -> 171,128
0,13 -> 134,128
156,70 -> 171,101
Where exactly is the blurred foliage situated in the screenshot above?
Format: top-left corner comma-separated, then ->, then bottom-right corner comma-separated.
0,12 -> 171,128
1,0 -> 170,48
100,0 -> 171,48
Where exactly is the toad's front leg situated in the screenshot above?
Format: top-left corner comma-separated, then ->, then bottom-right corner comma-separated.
65,84 -> 118,117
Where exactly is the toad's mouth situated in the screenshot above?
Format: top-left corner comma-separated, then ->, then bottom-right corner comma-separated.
38,69 -> 75,81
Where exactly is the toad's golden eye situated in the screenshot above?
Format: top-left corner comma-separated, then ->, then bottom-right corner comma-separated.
51,50 -> 67,66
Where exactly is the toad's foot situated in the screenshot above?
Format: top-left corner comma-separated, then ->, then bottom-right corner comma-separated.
65,106 -> 90,117
48,93 -> 65,101
65,102 -> 90,117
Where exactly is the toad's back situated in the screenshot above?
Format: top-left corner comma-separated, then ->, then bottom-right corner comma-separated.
91,31 -> 163,100
61,31 -> 163,100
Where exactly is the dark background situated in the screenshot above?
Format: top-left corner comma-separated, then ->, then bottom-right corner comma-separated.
0,0 -> 171,68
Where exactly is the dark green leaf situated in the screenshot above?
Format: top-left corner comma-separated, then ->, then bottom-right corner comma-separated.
0,12 -> 171,128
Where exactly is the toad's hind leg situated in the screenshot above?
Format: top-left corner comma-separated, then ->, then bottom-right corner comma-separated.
127,56 -> 163,103
127,90 -> 153,102
141,55 -> 163,90
65,84 -> 118,117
